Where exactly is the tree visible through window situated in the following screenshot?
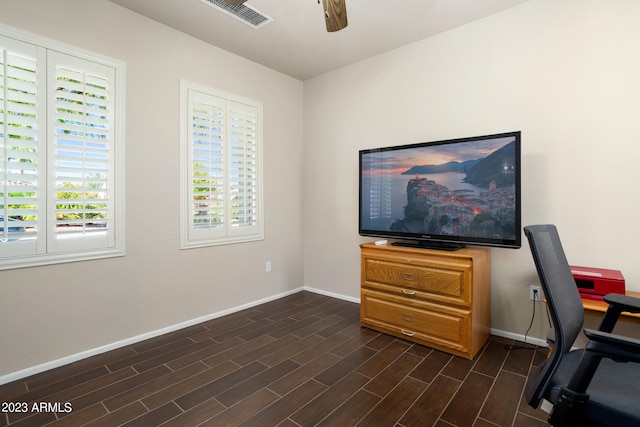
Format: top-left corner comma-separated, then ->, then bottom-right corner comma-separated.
180,80 -> 263,248
0,27 -> 125,269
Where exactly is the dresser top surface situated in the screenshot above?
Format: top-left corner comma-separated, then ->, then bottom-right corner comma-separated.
360,241 -> 491,259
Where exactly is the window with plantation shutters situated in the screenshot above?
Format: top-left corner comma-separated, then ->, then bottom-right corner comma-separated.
180,80 -> 263,248
0,26 -> 125,270
0,36 -> 45,258
49,52 -> 116,253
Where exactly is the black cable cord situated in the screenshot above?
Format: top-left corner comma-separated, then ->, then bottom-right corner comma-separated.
504,288 -> 539,351
546,299 -> 552,327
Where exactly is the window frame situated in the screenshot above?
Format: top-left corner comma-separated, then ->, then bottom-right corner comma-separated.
0,24 -> 126,270
179,79 -> 264,249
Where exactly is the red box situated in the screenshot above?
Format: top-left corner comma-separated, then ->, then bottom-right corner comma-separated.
570,265 -> 625,301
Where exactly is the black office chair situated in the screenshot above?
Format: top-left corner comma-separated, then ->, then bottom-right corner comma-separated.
523,224 -> 640,427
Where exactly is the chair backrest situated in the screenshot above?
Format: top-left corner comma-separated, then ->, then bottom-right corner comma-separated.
523,224 -> 585,407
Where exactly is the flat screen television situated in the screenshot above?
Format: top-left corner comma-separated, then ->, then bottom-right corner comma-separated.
359,131 -> 521,250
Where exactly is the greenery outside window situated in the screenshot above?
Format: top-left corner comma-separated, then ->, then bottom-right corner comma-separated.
0,26 -> 125,269
180,80 -> 263,248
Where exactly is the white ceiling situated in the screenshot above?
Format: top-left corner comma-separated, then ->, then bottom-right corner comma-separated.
110,0 -> 531,81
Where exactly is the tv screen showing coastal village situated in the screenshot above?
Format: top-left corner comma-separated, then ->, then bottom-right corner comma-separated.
360,136 -> 518,241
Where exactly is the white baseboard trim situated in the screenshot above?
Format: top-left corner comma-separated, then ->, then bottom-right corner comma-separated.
303,286 -> 360,304
1,288 -> 546,386
0,287 -> 304,386
490,327 -> 548,348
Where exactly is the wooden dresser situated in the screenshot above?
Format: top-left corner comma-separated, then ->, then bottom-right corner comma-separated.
360,242 -> 491,359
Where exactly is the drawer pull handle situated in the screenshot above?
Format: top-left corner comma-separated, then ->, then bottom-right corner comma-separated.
403,313 -> 413,322
402,289 -> 416,295
401,329 -> 415,337
404,273 -> 415,281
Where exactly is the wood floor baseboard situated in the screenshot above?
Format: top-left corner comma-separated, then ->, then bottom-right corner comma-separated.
0,287 -> 308,386
490,328 -> 548,348
1,291 -> 550,426
0,286 -> 545,387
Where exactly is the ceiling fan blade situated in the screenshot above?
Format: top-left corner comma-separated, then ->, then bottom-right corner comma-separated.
224,0 -> 247,6
322,0 -> 348,32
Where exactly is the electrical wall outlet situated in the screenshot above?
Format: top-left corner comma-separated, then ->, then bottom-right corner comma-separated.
266,261 -> 272,272
529,285 -> 542,301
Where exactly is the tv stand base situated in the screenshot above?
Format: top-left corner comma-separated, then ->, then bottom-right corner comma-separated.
391,240 -> 465,251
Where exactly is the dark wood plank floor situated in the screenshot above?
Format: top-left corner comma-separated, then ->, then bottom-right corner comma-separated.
0,291 -> 551,426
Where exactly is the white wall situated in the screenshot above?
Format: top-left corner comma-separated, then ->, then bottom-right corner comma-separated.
303,0 -> 640,341
0,0 -> 304,378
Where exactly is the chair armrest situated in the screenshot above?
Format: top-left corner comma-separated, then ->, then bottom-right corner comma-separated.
566,329 -> 640,393
603,293 -> 640,313
583,329 -> 640,363
598,293 -> 640,332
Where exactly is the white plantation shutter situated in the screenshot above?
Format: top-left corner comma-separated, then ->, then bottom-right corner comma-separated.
48,52 -> 115,252
188,91 -> 226,241
0,35 -> 46,257
181,80 -> 263,248
227,102 -> 259,234
0,26 -> 124,270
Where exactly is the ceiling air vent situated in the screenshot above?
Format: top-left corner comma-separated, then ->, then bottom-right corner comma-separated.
199,0 -> 274,29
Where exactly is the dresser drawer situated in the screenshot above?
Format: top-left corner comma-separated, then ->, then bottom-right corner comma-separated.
362,256 -> 471,307
360,289 -> 471,356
